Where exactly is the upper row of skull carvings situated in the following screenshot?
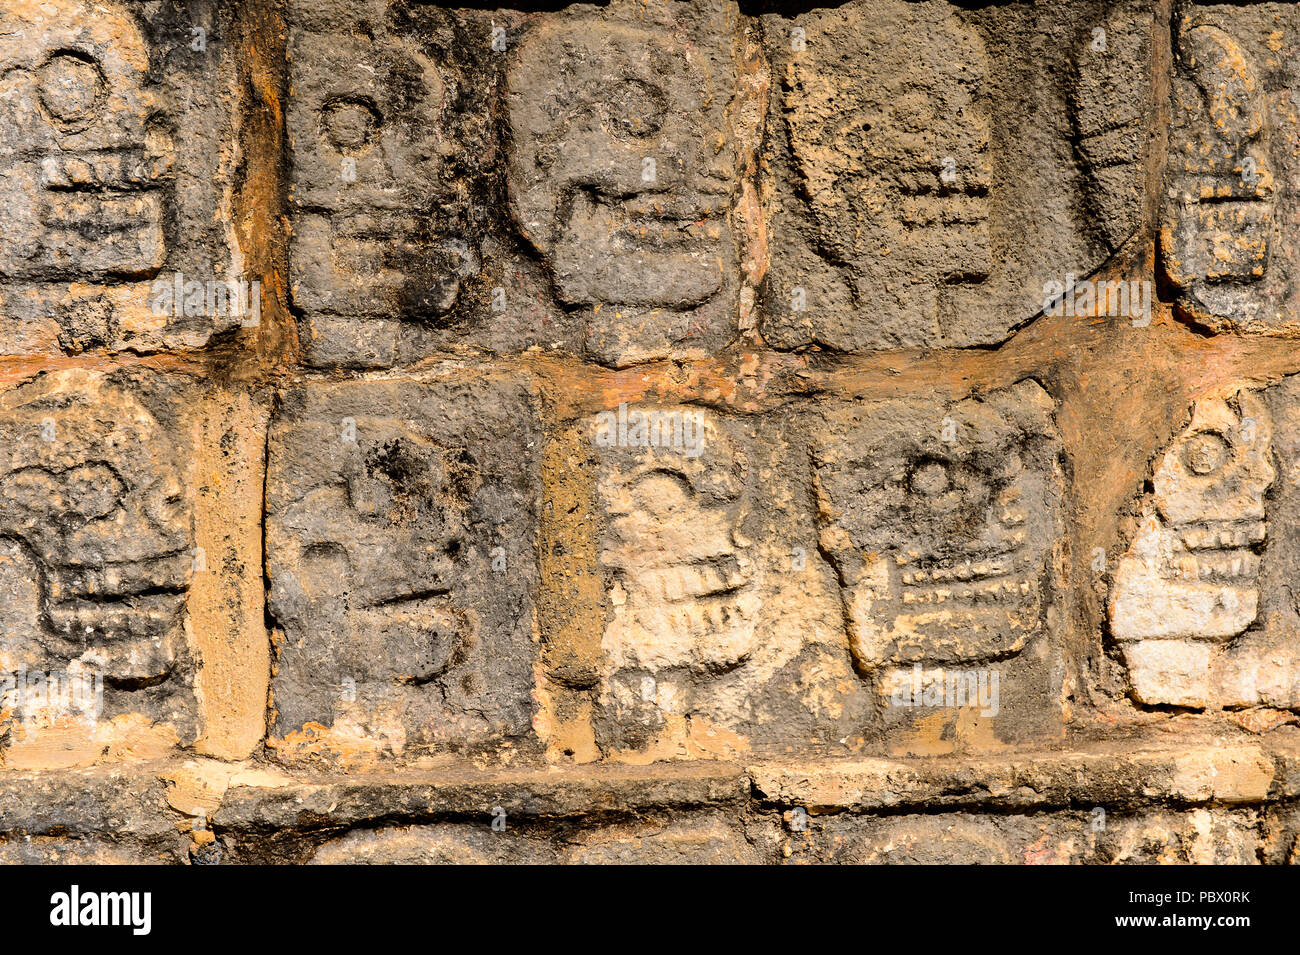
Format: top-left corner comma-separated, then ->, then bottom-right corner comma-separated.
1,0 -> 1295,364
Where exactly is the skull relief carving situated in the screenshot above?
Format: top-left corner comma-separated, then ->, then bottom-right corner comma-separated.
781,2 -> 993,338
0,371 -> 191,688
1162,22 -> 1276,328
506,19 -> 741,365
0,0 -> 169,282
591,408 -> 760,676
266,379 -> 539,757
1110,392 -> 1275,707
813,382 -> 1063,681
287,12 -> 476,366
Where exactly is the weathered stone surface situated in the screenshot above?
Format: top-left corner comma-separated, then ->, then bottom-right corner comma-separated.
0,369 -> 196,762
0,835 -> 182,864
0,0 -> 247,355
537,402 -> 873,761
748,741 -> 1276,812
1162,5 -> 1300,331
286,0 -> 484,368
309,824 -> 551,864
811,380 -> 1067,747
265,372 -> 541,764
761,0 -> 1152,350
505,0 -> 761,367
1110,377 -> 1300,710
562,814 -> 761,864
775,808 -> 1261,865
10,0 -> 1300,867
0,369 -> 266,769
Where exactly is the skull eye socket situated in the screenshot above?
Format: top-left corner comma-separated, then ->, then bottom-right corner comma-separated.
908,458 -> 952,497
629,470 -> 692,517
1181,431 -> 1233,476
321,97 -> 382,153
603,78 -> 667,139
38,52 -> 106,125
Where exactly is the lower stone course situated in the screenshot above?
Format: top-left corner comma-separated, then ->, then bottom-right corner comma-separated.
6,727 -> 1299,863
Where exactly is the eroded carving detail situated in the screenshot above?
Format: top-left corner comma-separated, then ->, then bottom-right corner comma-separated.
0,371 -> 192,693
266,378 -> 538,759
584,407 -> 762,748
1162,22 -> 1275,328
287,5 -> 475,367
0,0 -> 168,282
1069,3 -> 1153,254
1110,392 -> 1275,707
507,19 -> 742,366
813,382 -> 1064,685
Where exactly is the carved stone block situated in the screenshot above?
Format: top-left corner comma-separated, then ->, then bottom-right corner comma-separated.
0,0 -> 246,355
761,0 -> 1153,350
0,369 -> 239,764
1110,378 -> 1300,710
538,403 -> 870,760
505,0 -> 759,367
1162,5 -> 1300,330
265,373 -> 541,762
811,381 -> 1068,747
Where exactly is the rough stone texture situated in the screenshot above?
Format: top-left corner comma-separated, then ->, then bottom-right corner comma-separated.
9,0 -> 1300,866
0,368 -> 264,769
1162,4 -> 1300,332
0,0 -> 247,355
1110,376 -> 1300,711
285,0 -> 486,368
760,0 -> 1153,350
536,402 -> 875,762
505,1 -> 762,367
265,371 -> 541,765
773,808 -> 1261,865
811,380 -> 1068,748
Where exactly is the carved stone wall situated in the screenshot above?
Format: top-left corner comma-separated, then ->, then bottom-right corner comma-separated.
5,0 -> 1300,866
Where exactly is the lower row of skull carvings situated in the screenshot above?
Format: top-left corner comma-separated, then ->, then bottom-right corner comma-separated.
2,374 -> 1297,753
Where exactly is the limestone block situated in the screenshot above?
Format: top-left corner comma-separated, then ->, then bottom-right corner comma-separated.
761,0 -> 1153,350
1111,378 -> 1300,711
286,0 -> 478,368
778,809 -> 1260,865
1162,5 -> 1300,330
537,402 -> 870,761
0,0 -> 248,355
810,380 -> 1067,748
505,0 -> 760,367
265,372 -> 541,764
0,368 -> 265,768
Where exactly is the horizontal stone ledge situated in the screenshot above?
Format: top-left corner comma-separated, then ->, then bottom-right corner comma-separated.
748,741 -> 1279,813
212,762 -> 752,832
4,733 -> 1299,837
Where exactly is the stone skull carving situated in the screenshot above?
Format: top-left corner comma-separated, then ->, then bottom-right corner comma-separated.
1110,392 -> 1275,706
785,4 -> 992,323
0,0 -> 169,282
267,418 -> 474,710
0,371 -> 191,685
288,26 -> 471,325
266,378 -> 541,755
1162,22 -> 1275,327
813,382 -> 1063,676
590,407 -> 759,676
506,22 -> 738,317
